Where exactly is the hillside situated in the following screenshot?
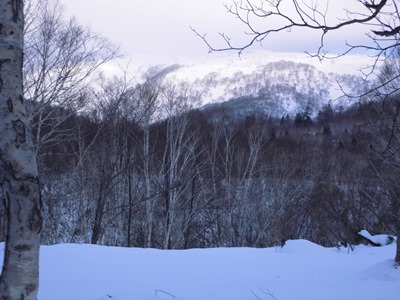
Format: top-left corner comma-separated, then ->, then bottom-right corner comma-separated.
137,50 -> 377,116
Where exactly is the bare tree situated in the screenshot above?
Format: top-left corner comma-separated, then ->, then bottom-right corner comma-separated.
24,0 -> 119,156
89,75 -> 138,245
0,0 -> 42,299
136,81 -> 161,248
154,82 -> 202,249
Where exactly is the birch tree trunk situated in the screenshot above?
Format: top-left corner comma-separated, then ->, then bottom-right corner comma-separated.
144,123 -> 154,248
0,1 -> 42,299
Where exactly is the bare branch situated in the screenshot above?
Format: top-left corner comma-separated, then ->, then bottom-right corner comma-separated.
194,0 -> 397,58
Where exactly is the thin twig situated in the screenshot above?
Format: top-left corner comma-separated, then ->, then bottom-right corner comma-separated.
155,289 -> 176,299
260,287 -> 278,300
252,290 -> 262,300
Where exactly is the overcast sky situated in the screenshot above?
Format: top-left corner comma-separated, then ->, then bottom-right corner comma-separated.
62,0 -> 371,63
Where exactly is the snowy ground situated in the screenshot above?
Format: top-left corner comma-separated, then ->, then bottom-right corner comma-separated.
1,240 -> 399,300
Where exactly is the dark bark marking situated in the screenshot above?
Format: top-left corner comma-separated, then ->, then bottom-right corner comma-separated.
4,192 -> 10,210
11,0 -> 22,22
16,198 -> 22,223
18,183 -> 31,196
0,63 -> 3,93
19,95 -> 23,104
12,119 -> 26,145
25,283 -> 36,294
0,59 -> 11,92
13,244 -> 32,252
29,188 -> 43,233
7,98 -> 13,113
0,292 -> 11,300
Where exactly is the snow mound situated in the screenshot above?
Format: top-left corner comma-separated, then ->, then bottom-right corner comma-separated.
280,239 -> 329,254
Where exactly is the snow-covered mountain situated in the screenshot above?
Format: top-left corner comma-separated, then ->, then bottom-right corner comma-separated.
137,50 -> 378,117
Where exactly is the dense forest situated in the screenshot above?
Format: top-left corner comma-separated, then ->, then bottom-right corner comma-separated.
2,79 -> 398,249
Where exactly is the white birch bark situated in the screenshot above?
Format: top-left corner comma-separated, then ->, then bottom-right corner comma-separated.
144,124 -> 154,248
0,1 -> 42,299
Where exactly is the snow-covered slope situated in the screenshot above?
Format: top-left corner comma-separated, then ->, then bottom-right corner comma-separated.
2,240 -> 398,300
137,50 -> 377,116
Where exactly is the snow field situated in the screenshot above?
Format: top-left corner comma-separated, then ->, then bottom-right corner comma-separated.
1,239 -> 397,300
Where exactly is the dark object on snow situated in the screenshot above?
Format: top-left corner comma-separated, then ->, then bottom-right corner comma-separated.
358,229 -> 395,246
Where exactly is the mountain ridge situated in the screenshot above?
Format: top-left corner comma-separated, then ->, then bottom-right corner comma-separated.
134,50 -> 378,117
